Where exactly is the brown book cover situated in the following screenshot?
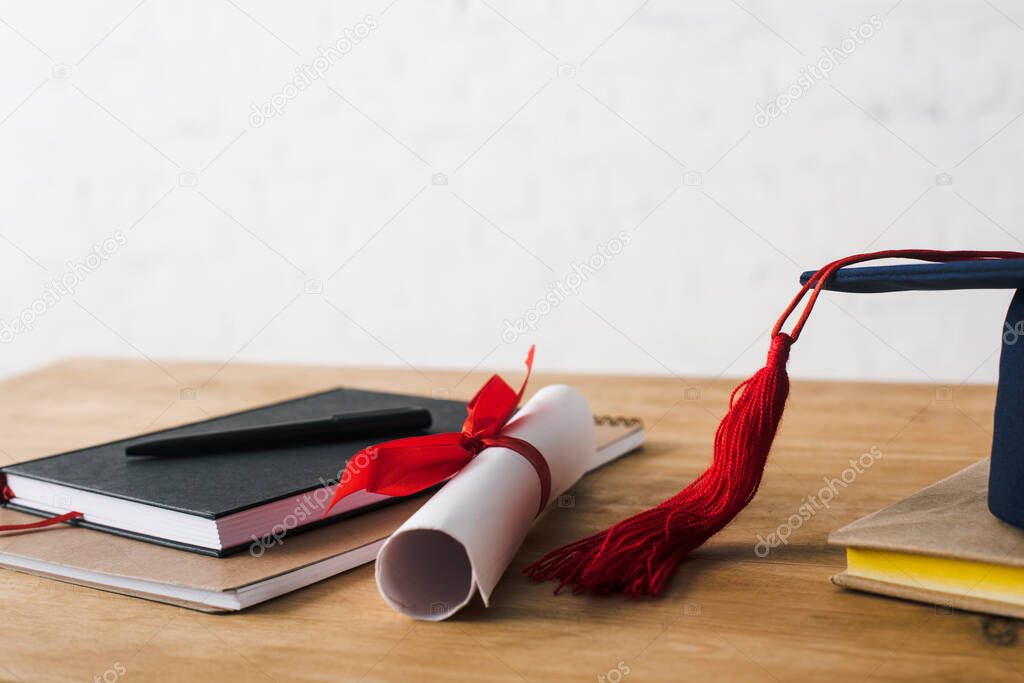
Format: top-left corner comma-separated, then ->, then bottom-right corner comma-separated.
828,458 -> 1024,619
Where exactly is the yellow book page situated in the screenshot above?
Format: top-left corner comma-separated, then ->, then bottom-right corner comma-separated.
846,548 -> 1024,606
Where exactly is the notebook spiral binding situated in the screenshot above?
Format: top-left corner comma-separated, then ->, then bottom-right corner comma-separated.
593,414 -> 644,428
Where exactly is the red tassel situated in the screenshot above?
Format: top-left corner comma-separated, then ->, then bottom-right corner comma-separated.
526,333 -> 791,596
526,248 -> 1024,596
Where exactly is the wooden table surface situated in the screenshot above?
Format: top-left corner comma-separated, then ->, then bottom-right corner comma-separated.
0,358 -> 1019,682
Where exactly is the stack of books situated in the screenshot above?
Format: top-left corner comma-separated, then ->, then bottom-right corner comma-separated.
830,459 -> 1024,619
0,387 -> 643,611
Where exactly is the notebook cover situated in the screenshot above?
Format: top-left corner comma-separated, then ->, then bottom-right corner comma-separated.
0,496 -> 427,612
828,459 -> 1024,567
830,572 -> 1024,621
0,419 -> 644,612
1,387 -> 469,554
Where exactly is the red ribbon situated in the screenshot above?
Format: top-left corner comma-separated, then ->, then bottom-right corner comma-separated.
324,346 -> 552,516
0,474 -> 83,533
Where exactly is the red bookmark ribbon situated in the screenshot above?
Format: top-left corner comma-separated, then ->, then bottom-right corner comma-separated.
324,346 -> 552,516
0,475 -> 83,533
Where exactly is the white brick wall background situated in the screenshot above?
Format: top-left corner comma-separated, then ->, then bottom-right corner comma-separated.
2,1 -> 1023,388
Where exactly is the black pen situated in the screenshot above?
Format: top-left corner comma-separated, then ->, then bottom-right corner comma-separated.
125,406 -> 432,457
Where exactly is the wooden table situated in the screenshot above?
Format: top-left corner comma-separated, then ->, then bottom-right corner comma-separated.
0,359 -> 1019,682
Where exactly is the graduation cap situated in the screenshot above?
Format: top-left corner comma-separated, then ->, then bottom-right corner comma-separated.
794,256 -> 1024,532
527,249 -> 1024,596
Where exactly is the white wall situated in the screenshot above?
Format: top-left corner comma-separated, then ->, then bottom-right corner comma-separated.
2,1 -> 1023,386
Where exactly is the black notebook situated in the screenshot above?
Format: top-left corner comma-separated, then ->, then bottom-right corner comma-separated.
1,388 -> 467,556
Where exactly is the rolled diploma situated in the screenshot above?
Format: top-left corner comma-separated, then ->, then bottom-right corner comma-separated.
375,384 -> 596,620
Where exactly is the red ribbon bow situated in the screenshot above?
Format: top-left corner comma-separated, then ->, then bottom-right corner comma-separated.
324,346 -> 552,516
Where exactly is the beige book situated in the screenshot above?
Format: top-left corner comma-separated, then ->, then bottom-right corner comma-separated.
829,458 -> 1024,619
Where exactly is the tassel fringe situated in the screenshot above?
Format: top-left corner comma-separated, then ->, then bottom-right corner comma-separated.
525,333 -> 792,596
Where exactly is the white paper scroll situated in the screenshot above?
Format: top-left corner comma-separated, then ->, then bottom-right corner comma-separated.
375,384 -> 596,620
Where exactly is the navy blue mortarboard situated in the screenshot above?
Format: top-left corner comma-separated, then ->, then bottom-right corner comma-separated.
529,249 -> 1024,598
798,256 -> 1024,531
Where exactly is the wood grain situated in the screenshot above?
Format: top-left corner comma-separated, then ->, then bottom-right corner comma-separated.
0,358 -> 1018,682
